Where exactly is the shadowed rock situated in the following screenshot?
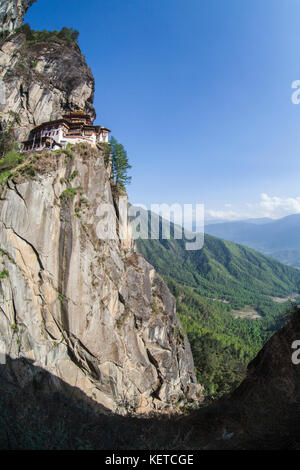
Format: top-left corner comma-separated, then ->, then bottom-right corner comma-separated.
0,144 -> 199,414
0,355 -> 198,450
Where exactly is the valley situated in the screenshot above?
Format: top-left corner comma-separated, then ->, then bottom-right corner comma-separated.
205,214 -> 300,268
0,0 -> 300,453
137,213 -> 300,397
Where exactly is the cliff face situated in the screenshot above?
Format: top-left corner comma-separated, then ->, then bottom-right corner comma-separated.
0,0 -> 28,33
0,31 -> 95,141
233,310 -> 300,405
0,144 -> 199,413
179,311 -> 300,450
0,6 -> 200,414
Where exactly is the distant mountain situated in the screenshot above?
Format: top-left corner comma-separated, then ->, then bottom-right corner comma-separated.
205,218 -> 234,225
205,214 -> 300,268
205,217 -> 274,226
137,222 -> 300,306
135,208 -> 300,396
240,217 -> 275,225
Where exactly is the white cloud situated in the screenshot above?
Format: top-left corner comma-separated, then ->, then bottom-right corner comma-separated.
206,193 -> 300,222
259,193 -> 300,217
206,209 -> 242,221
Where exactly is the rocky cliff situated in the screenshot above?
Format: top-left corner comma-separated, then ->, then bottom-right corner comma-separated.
179,309 -> 300,450
0,30 -> 95,142
0,0 -> 29,34
223,309 -> 300,448
0,144 -> 199,414
0,1 -> 200,415
233,308 -> 300,405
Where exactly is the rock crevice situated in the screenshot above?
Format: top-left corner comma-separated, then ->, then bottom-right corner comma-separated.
0,146 -> 199,413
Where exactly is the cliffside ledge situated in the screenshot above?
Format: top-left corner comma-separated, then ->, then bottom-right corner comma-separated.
0,0 -> 200,415
0,144 -> 200,414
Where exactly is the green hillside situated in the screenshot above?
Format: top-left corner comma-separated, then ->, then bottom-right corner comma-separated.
136,213 -> 300,397
205,214 -> 300,268
138,234 -> 300,308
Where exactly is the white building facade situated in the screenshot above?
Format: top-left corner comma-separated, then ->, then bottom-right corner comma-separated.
23,111 -> 111,152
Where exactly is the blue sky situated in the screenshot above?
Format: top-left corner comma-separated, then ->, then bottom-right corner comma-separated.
25,0 -> 300,221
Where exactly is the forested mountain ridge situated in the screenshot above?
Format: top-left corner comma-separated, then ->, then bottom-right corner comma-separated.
137,228 -> 300,306
205,213 -> 300,268
137,212 -> 300,396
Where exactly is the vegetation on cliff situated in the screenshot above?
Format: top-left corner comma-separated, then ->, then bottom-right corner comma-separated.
0,143 -> 198,416
109,136 -> 132,190
0,111 -> 20,158
17,23 -> 80,45
137,219 -> 300,397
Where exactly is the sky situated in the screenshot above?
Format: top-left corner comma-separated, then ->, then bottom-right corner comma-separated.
25,0 -> 300,222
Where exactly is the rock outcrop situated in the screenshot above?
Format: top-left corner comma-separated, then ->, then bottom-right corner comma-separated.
0,0 -> 29,34
180,309 -> 300,450
0,31 -> 95,142
0,3 -> 200,414
0,144 -> 199,414
233,308 -> 300,405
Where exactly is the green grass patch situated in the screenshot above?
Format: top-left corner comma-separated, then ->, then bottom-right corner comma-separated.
20,164 -> 36,177
62,144 -> 74,161
151,300 -> 160,315
0,171 -> 12,185
70,170 -> 79,181
0,269 -> 9,279
0,151 -> 24,174
60,187 -> 80,201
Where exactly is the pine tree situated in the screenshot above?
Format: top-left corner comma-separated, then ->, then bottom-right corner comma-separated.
0,111 -> 20,159
109,136 -> 132,190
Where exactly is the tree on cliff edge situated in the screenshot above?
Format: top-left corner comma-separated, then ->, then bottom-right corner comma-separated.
0,111 -> 20,158
109,136 -> 132,190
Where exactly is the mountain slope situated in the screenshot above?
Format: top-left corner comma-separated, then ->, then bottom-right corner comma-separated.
137,230 -> 300,307
136,212 -> 300,396
205,214 -> 300,268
